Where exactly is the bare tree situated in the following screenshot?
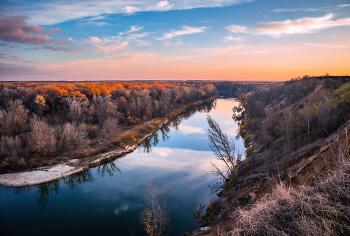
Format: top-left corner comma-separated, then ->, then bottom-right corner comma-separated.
29,116 -> 57,154
60,123 -> 89,150
66,96 -> 89,123
207,115 -> 240,193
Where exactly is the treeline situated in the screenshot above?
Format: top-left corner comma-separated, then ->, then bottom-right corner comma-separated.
234,75 -> 350,160
0,81 -> 217,170
213,81 -> 269,98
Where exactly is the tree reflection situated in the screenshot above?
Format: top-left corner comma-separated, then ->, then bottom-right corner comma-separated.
0,169 -> 96,210
96,161 -> 121,177
137,100 -> 215,154
159,126 -> 170,142
36,180 -> 60,210
64,169 -> 95,190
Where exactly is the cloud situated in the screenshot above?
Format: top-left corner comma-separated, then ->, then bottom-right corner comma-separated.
78,15 -> 111,27
0,62 -> 37,76
157,25 -> 207,40
48,28 -> 61,34
178,125 -> 205,135
114,204 -> 129,216
163,39 -> 183,47
43,45 -> 72,52
271,8 -> 319,13
338,4 -> 350,8
222,35 -> 244,43
56,39 -> 69,45
8,0 -> 253,25
157,148 -> 174,157
0,15 -> 57,44
68,37 -> 74,41
225,25 -> 247,33
81,36 -> 128,53
126,25 -> 143,34
164,56 -> 197,62
271,4 -> 350,13
0,53 -> 19,61
153,0 -> 174,11
78,21 -> 110,27
123,6 -> 139,14
226,14 -> 350,37
127,33 -> 149,39
193,42 -> 349,57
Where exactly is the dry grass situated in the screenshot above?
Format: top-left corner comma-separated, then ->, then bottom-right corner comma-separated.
214,160 -> 350,236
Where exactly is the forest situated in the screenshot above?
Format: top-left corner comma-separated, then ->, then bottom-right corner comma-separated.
0,81 -> 219,171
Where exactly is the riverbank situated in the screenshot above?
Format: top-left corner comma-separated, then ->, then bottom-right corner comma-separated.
0,97 -> 215,187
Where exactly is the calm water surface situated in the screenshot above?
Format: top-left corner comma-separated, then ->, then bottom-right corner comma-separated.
0,98 -> 244,236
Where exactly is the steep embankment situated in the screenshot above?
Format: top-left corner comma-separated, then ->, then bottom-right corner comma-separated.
194,77 -> 350,235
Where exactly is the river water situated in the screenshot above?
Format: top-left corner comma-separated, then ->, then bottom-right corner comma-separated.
0,98 -> 244,236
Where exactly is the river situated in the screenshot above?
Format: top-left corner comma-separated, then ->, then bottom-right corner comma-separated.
0,98 -> 245,236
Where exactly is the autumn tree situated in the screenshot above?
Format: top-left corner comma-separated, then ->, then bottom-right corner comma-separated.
37,85 -> 68,114
34,95 -> 47,116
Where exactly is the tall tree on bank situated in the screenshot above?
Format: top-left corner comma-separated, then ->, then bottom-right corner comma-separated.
207,115 -> 241,193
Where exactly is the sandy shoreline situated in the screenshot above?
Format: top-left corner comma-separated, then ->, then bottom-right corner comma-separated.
0,119 -> 168,187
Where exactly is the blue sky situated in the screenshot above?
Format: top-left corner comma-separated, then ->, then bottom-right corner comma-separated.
1,0 -> 350,81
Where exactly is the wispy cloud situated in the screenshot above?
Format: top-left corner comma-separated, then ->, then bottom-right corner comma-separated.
193,42 -> 349,56
9,0 -> 252,25
271,8 -> 319,13
225,25 -> 247,33
178,125 -> 205,134
271,4 -> 350,13
127,33 -> 149,39
0,53 -> 19,61
163,39 -> 183,47
226,14 -> 350,37
164,56 -> 197,62
43,45 -> 74,52
222,35 -> 244,43
157,25 -> 207,40
0,62 -> 37,76
126,25 -> 144,34
80,36 -> 128,53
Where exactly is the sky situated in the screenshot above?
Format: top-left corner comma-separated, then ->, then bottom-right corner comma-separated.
0,0 -> 350,81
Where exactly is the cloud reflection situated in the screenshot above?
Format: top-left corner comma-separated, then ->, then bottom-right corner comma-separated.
178,125 -> 205,135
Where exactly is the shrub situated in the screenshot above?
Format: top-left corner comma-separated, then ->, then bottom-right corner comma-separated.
333,82 -> 350,111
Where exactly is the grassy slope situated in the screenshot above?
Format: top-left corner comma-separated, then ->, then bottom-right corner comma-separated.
194,77 -> 350,235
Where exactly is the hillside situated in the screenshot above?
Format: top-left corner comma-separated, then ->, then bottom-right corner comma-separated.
194,76 -> 350,235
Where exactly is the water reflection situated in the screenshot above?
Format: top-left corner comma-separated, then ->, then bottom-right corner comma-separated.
0,99 -> 243,236
138,100 -> 217,154
0,164 -> 123,209
96,162 -> 121,177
